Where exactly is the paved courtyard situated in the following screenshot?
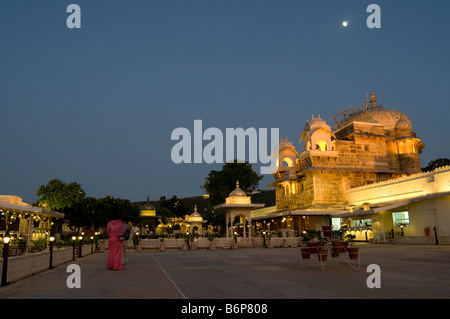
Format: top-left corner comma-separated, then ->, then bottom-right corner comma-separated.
1,244 -> 450,300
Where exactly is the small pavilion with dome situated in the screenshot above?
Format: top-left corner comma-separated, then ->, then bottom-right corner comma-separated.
214,181 -> 264,240
186,205 -> 207,235
139,196 -> 158,236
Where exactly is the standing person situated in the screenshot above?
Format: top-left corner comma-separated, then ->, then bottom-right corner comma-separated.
106,214 -> 126,271
122,220 -> 130,266
132,223 -> 140,246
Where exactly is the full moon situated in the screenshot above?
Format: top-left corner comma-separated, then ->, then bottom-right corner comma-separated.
342,21 -> 348,27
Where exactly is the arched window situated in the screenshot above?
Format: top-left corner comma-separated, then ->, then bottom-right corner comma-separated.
405,141 -> 415,154
282,157 -> 294,167
316,140 -> 328,151
398,142 -> 405,154
284,184 -> 290,195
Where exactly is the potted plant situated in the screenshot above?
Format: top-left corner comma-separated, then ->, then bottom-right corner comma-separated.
31,238 -> 47,253
189,235 -> 196,251
207,235 -> 216,250
182,234 -> 189,251
300,231 -> 311,259
301,230 -> 320,253
9,235 -> 20,256
345,233 -> 359,259
231,233 -> 238,249
18,237 -> 28,255
98,238 -> 106,252
316,235 -> 329,261
322,214 -> 333,238
265,232 -> 273,248
159,236 -> 165,251
317,247 -> 329,262
331,229 -> 345,257
300,230 -> 319,259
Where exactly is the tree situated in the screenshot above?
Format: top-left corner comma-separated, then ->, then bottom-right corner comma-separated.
422,158 -> 450,172
94,195 -> 141,227
156,195 -> 189,224
36,178 -> 86,211
201,161 -> 263,208
35,178 -> 86,233
68,196 -> 97,232
35,179 -> 141,233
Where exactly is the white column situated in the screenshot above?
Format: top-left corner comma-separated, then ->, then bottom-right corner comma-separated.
226,214 -> 229,238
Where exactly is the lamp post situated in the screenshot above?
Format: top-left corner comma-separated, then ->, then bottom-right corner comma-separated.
49,236 -> 55,269
1,231 -> 11,287
90,236 -> 94,254
433,226 -> 439,245
78,235 -> 83,258
72,236 -> 77,260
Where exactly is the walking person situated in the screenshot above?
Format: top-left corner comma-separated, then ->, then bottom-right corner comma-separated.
106,214 -> 127,271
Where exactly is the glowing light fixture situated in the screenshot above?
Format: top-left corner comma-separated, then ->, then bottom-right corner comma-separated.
3,231 -> 10,244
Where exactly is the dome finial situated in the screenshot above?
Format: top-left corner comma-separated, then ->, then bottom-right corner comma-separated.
370,91 -> 377,107
236,180 -> 239,188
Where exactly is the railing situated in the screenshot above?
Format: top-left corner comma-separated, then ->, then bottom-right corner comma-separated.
0,244 -> 94,284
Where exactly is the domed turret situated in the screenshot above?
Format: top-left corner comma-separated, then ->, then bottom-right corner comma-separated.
229,181 -> 247,197
344,92 -> 415,135
189,205 -> 203,222
300,114 -> 336,152
395,116 -> 413,135
141,196 -> 156,211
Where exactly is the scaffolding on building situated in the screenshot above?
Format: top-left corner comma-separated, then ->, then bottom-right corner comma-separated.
332,92 -> 382,131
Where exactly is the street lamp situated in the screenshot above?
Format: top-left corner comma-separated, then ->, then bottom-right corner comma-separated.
1,231 -> 11,286
72,235 -> 77,260
78,235 -> 83,258
49,236 -> 55,269
433,226 -> 439,245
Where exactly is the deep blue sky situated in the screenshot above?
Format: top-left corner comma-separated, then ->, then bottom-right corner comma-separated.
1,1 -> 449,204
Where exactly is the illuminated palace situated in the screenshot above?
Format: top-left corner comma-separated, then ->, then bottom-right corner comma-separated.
252,92 -> 450,244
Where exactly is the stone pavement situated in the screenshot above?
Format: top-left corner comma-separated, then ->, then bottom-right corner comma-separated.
1,244 -> 450,300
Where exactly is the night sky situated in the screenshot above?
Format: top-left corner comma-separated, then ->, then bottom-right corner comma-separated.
1,0 -> 449,204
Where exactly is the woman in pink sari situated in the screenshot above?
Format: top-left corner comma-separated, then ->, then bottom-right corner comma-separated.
106,218 -> 126,270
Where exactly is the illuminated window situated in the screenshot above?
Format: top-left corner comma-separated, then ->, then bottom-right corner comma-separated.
405,141 -> 415,154
392,211 -> 409,227
282,157 -> 293,167
316,140 -> 328,151
398,142 -> 405,154
351,219 -> 372,227
284,184 -> 290,195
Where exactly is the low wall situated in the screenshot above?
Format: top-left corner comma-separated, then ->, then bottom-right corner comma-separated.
97,237 -> 303,251
391,236 -> 450,245
0,245 -> 93,284
139,238 -> 233,250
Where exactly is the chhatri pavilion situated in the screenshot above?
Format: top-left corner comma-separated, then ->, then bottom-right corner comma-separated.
214,181 -> 264,240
